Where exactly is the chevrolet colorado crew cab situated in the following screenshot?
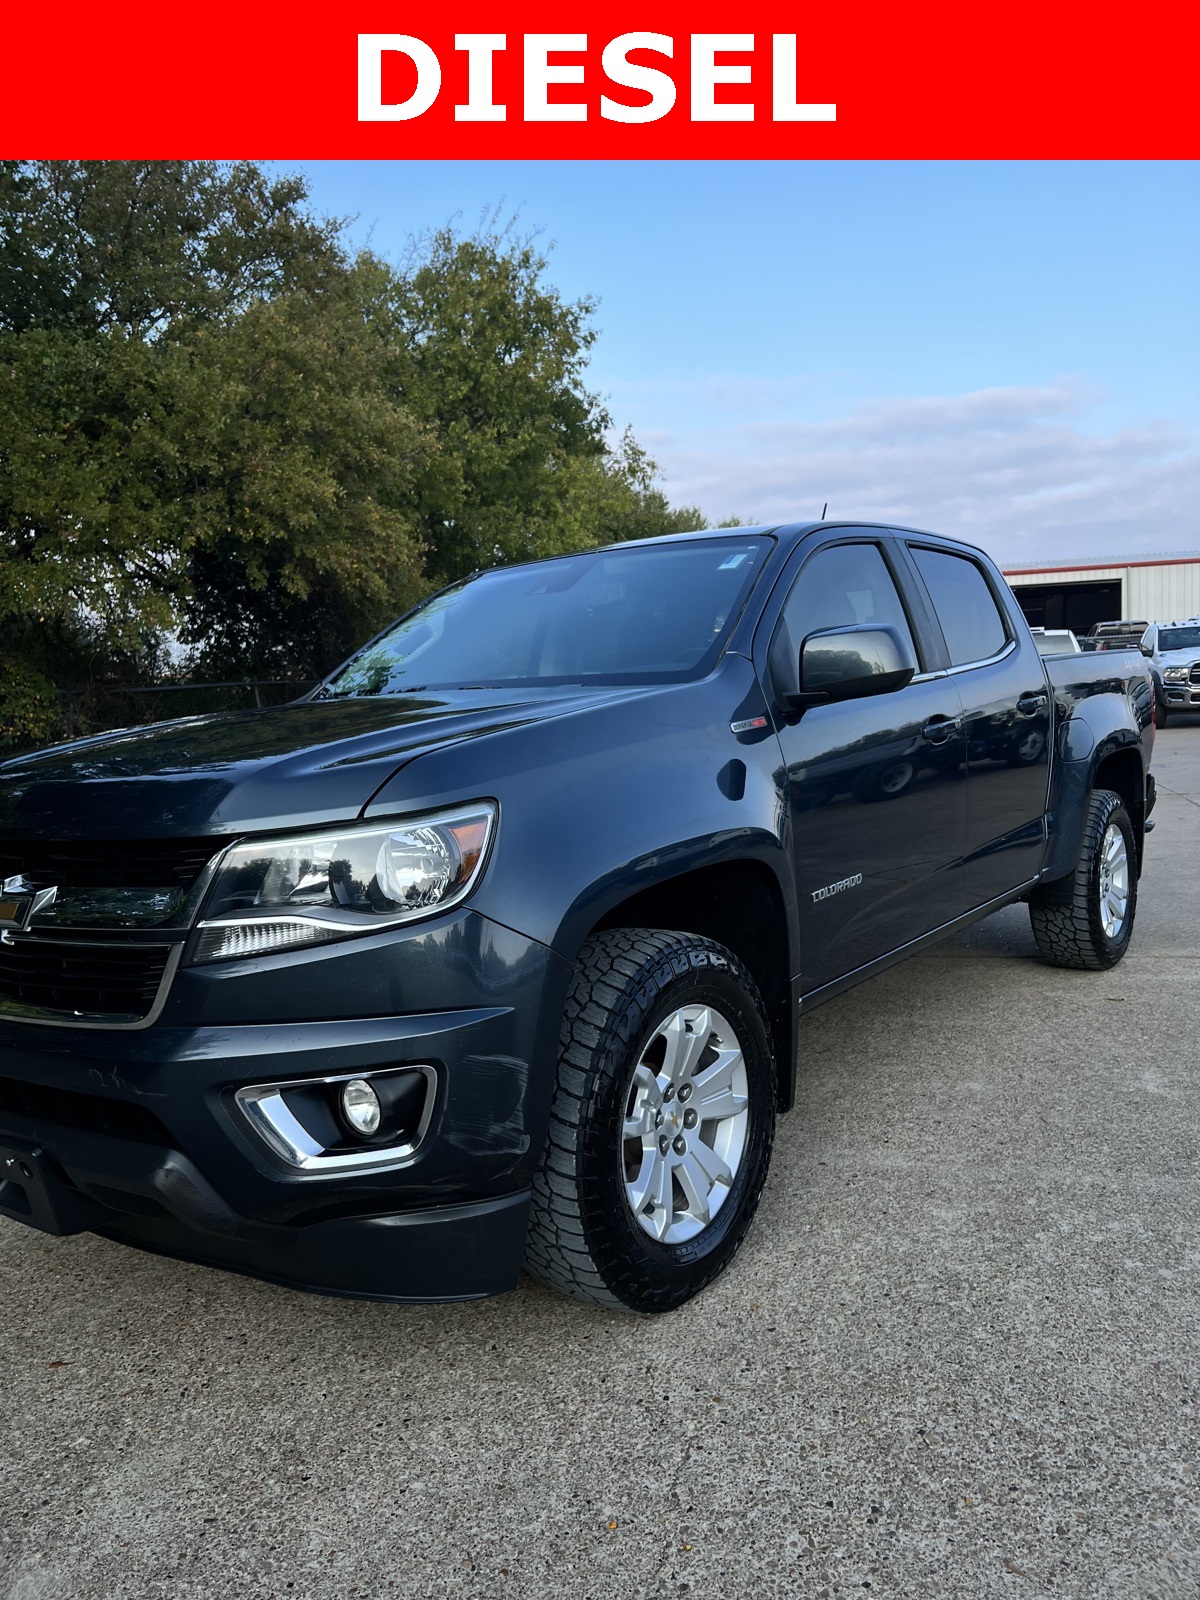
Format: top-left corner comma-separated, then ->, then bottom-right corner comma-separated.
0,523 -> 1156,1312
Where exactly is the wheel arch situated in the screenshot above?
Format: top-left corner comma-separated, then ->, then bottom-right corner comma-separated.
582,856 -> 799,1112
1092,742 -> 1147,871
1043,732 -> 1147,885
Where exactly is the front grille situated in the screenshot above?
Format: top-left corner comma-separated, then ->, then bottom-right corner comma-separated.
0,838 -> 219,892
1190,663 -> 1200,685
0,1073 -> 170,1144
0,936 -> 172,1019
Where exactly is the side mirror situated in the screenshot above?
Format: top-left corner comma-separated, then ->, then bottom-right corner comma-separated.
1140,641 -> 1154,657
789,624 -> 918,708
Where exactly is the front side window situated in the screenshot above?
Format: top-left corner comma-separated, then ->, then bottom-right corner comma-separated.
910,546 -> 1008,667
772,542 -> 918,687
321,538 -> 771,696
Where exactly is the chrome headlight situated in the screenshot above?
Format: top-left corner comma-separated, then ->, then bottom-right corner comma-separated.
1163,666 -> 1189,681
189,803 -> 496,964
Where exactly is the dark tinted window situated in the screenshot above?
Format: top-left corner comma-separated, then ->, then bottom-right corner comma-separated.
322,538 -> 770,695
1159,626 -> 1200,650
775,542 -> 917,667
911,547 -> 1008,666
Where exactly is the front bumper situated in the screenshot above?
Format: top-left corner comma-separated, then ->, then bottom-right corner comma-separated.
0,1129 -> 530,1301
0,911 -> 572,1301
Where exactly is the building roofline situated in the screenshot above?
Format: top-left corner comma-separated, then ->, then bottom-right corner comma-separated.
1004,555 -> 1200,577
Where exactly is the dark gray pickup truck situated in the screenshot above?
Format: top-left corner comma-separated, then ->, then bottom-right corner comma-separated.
0,523 -> 1156,1311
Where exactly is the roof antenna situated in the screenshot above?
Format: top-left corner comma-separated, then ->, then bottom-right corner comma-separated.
821,502 -> 828,519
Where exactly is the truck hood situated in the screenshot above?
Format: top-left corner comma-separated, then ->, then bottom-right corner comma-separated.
0,688 -> 638,839
1155,647 -> 1200,667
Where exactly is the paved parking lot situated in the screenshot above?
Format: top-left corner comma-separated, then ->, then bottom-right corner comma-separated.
2,726 -> 1198,1600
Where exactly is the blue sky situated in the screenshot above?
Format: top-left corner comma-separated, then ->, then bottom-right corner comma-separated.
289,161 -> 1200,567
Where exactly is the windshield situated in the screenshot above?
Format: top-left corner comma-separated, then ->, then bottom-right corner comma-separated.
322,538 -> 772,697
1159,626 -> 1200,651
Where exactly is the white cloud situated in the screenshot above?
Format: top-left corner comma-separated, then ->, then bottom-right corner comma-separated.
650,381 -> 1200,567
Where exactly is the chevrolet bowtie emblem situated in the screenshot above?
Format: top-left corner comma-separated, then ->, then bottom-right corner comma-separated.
0,875 -> 58,931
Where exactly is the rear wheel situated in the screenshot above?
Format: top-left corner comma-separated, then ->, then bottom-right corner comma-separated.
525,929 -> 776,1312
1028,788 -> 1137,969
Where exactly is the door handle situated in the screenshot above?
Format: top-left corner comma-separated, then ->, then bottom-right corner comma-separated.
921,717 -> 960,745
1017,691 -> 1049,716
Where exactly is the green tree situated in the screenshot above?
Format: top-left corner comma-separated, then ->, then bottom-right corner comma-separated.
383,226 -> 608,582
0,159 -> 341,338
0,657 -> 62,751
0,164 -> 716,747
563,427 -> 707,549
380,228 -> 710,575
174,261 -> 431,678
0,161 -> 429,687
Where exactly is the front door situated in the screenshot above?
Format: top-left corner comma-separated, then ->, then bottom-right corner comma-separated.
766,537 -> 968,995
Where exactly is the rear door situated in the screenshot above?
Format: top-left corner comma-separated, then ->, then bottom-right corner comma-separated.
900,541 -> 1051,904
760,532 -> 967,995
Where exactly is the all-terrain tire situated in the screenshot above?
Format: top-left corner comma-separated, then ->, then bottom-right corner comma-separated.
1028,788 -> 1137,969
524,929 -> 776,1313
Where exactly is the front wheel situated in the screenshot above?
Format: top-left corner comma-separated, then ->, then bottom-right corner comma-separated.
1154,699 -> 1169,729
525,929 -> 776,1312
1028,788 -> 1137,969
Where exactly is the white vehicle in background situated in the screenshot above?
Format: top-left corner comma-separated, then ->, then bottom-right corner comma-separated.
1140,621 -> 1200,727
1029,627 -> 1082,657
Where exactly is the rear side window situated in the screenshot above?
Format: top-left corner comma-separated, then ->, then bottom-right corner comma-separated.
910,547 -> 1008,666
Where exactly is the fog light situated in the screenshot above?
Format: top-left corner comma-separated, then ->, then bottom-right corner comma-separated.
341,1079 -> 382,1137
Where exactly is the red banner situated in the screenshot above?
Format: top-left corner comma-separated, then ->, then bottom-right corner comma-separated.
4,1 -> 1194,157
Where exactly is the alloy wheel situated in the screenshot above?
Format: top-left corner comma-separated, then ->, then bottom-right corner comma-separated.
1097,821 -> 1129,939
621,1004 -> 749,1245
